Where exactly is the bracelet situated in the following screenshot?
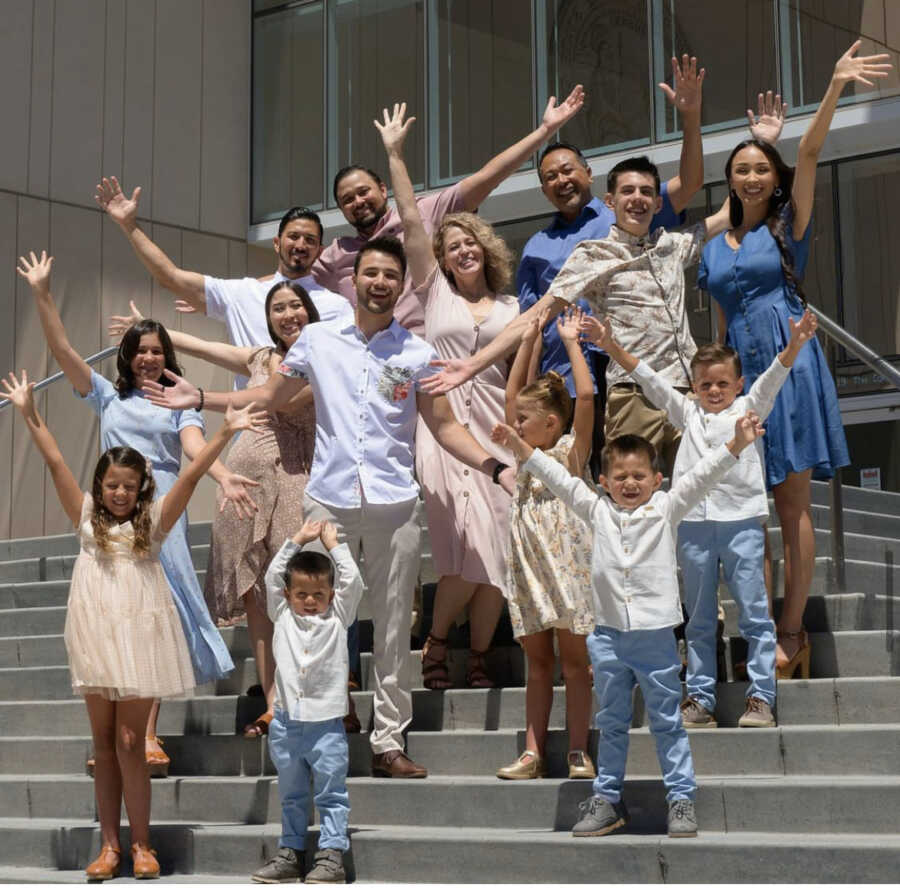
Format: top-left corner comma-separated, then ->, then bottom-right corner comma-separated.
197,388 -> 205,411
491,461 -> 509,485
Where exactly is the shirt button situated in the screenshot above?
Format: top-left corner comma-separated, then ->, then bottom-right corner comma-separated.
624,569 -> 630,578
463,469 -> 469,475
624,546 -> 630,554
463,422 -> 470,429
465,399 -> 471,406
463,490 -> 469,497
473,325 -> 480,333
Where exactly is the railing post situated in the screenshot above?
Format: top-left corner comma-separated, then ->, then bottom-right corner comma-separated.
829,474 -> 847,594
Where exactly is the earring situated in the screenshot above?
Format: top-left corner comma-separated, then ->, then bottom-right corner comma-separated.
774,186 -> 783,197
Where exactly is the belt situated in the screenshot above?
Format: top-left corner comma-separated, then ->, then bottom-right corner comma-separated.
609,382 -> 642,393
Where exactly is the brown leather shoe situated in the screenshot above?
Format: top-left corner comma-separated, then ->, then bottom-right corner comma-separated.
372,749 -> 427,778
130,842 -> 160,879
85,844 -> 120,881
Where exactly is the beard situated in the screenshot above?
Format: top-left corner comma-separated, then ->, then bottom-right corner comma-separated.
353,201 -> 388,233
279,248 -> 313,277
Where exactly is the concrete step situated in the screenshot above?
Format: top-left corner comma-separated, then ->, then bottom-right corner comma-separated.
766,526 -> 900,564
1,723 -> 896,779
0,866 -> 248,883
1,819 -> 898,882
2,774 -> 899,836
808,478 -> 900,516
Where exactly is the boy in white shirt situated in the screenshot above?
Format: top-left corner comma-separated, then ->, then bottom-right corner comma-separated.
492,410 -> 765,838
252,520 -> 364,885
582,310 -> 818,730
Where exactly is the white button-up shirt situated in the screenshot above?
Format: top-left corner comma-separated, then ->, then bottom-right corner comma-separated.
204,272 -> 351,387
265,540 -> 364,722
522,443 -> 739,631
279,317 -> 439,509
631,356 -> 789,522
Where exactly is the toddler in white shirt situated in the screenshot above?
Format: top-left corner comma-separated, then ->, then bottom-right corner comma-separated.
492,409 -> 764,839
582,310 -> 818,731
252,520 -> 363,885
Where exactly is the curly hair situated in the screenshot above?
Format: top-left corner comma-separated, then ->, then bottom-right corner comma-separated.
517,370 -> 573,429
115,319 -> 182,397
725,139 -> 806,306
433,212 -> 514,294
90,447 -> 156,556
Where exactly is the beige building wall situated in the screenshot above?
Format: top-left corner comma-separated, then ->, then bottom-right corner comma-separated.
0,0 -> 269,540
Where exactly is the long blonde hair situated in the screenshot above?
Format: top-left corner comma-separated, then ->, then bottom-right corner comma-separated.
90,448 -> 156,556
433,212 -> 514,294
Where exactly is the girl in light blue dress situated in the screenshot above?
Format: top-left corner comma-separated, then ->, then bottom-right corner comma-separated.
698,42 -> 890,679
18,250 -> 252,770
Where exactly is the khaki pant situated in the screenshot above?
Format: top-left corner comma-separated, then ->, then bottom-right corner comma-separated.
303,493 -> 421,754
605,384 -> 688,478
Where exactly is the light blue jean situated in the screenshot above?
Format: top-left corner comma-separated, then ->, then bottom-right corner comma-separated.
268,711 -> 350,851
588,626 -> 696,804
678,519 -> 776,710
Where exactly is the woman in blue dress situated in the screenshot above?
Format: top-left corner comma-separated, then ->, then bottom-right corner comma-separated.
18,250 -> 252,771
698,42 -> 890,679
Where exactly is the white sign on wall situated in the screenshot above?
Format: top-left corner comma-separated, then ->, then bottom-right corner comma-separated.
860,467 -> 882,490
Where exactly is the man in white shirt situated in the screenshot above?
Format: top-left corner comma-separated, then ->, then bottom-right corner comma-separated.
142,236 -> 516,778
94,178 -> 349,387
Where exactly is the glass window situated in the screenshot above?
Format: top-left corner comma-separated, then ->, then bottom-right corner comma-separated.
841,418 -> 900,493
782,2 -> 900,112
682,185 -> 714,346
655,0 -> 778,138
329,0 -> 426,201
493,212 -> 556,276
542,0 -> 651,153
252,3 -> 325,223
432,0 -> 534,185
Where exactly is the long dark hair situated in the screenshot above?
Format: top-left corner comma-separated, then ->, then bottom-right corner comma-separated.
115,319 -> 182,396
90,446 -> 156,555
264,282 -> 320,353
725,139 -> 806,305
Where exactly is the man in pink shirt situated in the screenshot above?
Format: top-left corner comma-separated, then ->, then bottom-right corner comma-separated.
313,85 -> 586,335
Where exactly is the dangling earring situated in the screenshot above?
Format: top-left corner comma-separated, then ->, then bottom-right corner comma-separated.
773,186 -> 783,197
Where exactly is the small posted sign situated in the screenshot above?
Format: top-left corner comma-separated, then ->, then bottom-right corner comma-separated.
860,467 -> 881,490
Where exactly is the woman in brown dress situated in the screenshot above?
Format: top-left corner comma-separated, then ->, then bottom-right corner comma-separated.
110,282 -> 319,735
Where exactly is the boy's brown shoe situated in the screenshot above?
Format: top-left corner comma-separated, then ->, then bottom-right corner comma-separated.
680,698 -> 717,728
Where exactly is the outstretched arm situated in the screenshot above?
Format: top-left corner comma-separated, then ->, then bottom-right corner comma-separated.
504,309 -> 546,424
95,176 -> 207,310
457,85 -> 585,210
556,309 -> 594,474
2,371 -> 83,525
17,252 -> 93,396
793,41 -> 891,238
659,55 -> 705,213
375,103 -> 437,287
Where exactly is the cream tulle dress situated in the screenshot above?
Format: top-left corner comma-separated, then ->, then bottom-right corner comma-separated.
64,494 -> 196,700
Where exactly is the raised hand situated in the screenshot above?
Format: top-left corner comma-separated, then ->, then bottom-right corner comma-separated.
218,471 -> 260,519
788,309 -> 818,348
319,521 -> 339,551
16,251 -> 53,293
223,400 -> 267,436
491,422 -> 532,463
292,519 -> 323,547
142,369 -> 200,410
541,84 -> 585,135
730,410 -> 765,454
747,91 -> 787,144
174,299 -> 199,315
658,55 -> 705,118
374,102 -> 416,155
108,300 -> 145,339
578,315 -> 614,350
522,308 -> 550,346
832,40 -> 892,88
556,307 -> 585,345
1,369 -> 36,417
94,176 -> 141,229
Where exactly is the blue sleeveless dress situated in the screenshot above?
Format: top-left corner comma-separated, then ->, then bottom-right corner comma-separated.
698,210 -> 849,489
80,371 -> 234,684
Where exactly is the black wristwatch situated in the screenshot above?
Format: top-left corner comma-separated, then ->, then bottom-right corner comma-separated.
491,462 -> 509,485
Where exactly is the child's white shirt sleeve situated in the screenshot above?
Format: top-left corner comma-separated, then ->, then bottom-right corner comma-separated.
329,543 -> 365,629
630,360 -> 692,430
744,355 -> 791,420
264,539 -> 299,623
522,448 -> 600,526
667,443 -> 740,525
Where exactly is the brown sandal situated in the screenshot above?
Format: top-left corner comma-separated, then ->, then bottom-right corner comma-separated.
243,710 -> 273,738
85,844 -> 121,880
776,629 -> 811,680
145,736 -> 170,778
422,633 -> 452,690
465,648 -> 494,689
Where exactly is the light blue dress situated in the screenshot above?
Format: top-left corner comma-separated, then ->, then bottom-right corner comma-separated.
698,208 -> 849,488
80,371 -> 234,684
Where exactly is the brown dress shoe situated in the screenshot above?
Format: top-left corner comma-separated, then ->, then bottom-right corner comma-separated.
131,842 -> 160,879
85,844 -> 121,881
372,749 -> 428,778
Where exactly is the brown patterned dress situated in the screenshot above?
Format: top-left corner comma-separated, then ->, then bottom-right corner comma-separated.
204,347 -> 315,621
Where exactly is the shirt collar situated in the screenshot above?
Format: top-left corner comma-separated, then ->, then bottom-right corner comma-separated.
608,224 -> 656,249
551,195 -> 603,231
339,316 -> 404,343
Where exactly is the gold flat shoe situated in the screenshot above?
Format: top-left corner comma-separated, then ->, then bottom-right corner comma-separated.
496,749 -> 545,780
567,749 -> 596,779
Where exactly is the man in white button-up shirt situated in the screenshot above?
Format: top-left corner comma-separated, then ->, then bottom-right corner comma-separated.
143,236 -> 516,779
95,179 -> 350,388
492,409 -> 763,839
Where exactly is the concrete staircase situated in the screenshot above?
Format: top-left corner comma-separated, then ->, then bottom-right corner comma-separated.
0,480 -> 898,882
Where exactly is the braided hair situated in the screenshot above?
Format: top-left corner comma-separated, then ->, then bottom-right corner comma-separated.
725,139 -> 807,307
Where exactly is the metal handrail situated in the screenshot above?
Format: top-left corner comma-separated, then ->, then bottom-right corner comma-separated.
807,302 -> 900,594
0,345 -> 118,412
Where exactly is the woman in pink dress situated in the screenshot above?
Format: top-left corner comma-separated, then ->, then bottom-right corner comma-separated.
376,105 -> 517,687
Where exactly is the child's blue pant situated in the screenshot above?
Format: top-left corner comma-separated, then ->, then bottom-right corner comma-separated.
268,712 -> 350,852
678,519 -> 776,710
587,625 -> 696,804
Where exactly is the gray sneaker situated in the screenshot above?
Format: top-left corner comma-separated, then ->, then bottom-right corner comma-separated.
680,698 -> 717,729
251,847 -> 303,883
667,799 -> 698,837
571,796 -> 628,837
305,849 -> 345,884
738,696 -> 776,728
